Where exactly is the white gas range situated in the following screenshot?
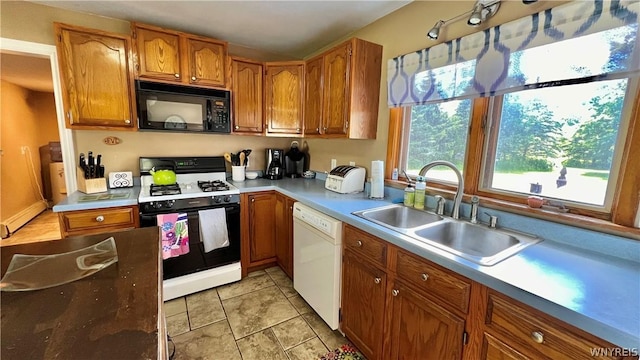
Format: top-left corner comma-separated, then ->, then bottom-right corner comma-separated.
138,156 -> 242,300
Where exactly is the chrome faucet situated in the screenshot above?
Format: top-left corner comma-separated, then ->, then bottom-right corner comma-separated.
434,195 -> 445,215
418,161 -> 464,219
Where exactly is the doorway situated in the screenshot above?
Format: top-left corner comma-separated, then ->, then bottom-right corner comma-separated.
0,38 -> 74,239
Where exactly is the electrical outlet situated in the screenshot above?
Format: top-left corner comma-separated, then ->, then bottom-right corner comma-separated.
330,159 -> 337,169
349,161 -> 355,166
20,146 -> 27,155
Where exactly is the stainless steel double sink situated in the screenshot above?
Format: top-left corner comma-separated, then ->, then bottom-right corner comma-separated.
352,204 -> 541,266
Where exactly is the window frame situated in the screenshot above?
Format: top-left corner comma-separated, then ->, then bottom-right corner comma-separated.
386,80 -> 640,231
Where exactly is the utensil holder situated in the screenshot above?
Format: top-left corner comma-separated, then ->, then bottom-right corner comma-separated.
77,167 -> 107,194
232,166 -> 245,182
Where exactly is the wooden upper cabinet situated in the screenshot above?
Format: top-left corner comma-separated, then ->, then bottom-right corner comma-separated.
323,41 -> 351,136
265,62 -> 304,136
54,23 -> 136,130
231,57 -> 264,134
304,38 -> 382,139
304,56 -> 324,136
133,25 -> 182,82
186,37 -> 226,87
132,23 -> 228,88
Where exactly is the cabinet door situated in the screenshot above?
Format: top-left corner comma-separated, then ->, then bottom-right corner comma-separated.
55,23 -> 136,129
322,41 -> 351,136
134,26 -> 182,82
248,193 -> 276,262
341,252 -> 386,360
275,194 -> 294,278
304,56 -> 323,136
186,37 -> 226,88
265,63 -> 304,135
387,280 -> 465,360
231,58 -> 264,134
481,333 -> 530,360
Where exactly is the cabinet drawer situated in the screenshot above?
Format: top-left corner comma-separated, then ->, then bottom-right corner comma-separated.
343,225 -> 387,267
395,250 -> 471,313
61,207 -> 137,232
486,293 -> 622,360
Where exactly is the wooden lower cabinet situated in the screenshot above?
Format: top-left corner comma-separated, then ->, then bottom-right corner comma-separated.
340,224 -> 635,360
242,191 -> 296,278
480,290 -> 634,360
58,205 -> 139,238
481,333 -> 529,360
274,193 -> 294,278
341,251 -> 386,360
386,279 -> 465,360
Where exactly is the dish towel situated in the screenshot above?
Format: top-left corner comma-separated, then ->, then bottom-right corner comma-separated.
157,213 -> 190,260
198,208 -> 230,253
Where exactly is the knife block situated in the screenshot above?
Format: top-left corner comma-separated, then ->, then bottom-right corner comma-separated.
77,167 -> 107,194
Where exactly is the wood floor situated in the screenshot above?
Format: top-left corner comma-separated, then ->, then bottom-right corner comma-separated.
1,210 -> 62,247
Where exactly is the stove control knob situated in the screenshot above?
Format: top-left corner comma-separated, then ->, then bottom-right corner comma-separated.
168,200 -> 175,208
153,202 -> 163,209
223,195 -> 231,203
213,196 -> 222,203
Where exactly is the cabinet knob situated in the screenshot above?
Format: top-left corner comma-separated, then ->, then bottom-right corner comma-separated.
296,128 -> 301,132
191,76 -> 197,81
374,277 -> 381,284
421,273 -> 429,281
316,128 -> 320,132
355,240 -> 362,247
323,127 -> 327,131
530,331 -> 544,344
95,215 -> 105,222
124,119 -> 131,124
392,289 -> 399,297
174,73 -> 180,78
235,125 -> 239,130
251,198 -> 255,203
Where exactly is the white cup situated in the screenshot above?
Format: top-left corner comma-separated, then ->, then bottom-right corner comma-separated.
232,166 -> 245,182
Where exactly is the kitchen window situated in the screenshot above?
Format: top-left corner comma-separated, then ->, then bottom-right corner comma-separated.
387,0 -> 640,227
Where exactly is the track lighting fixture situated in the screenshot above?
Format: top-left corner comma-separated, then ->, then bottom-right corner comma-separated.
427,20 -> 445,40
427,0 -> 501,40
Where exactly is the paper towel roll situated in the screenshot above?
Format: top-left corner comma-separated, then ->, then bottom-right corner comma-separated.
370,160 -> 385,199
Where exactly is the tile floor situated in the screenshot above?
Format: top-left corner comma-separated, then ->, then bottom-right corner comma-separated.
164,266 -> 355,360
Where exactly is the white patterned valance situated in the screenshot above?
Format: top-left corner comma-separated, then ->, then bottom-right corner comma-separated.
387,0 -> 640,107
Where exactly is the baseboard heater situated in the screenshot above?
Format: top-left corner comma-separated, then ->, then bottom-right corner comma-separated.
1,201 -> 47,238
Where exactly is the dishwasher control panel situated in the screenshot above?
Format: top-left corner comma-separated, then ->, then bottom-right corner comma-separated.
293,202 -> 341,239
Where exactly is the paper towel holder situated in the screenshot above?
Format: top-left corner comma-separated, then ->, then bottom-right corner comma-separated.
369,160 -> 385,199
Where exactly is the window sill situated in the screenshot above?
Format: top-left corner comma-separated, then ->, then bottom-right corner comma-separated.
384,179 -> 640,240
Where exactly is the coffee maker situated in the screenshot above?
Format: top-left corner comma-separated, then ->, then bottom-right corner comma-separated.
265,149 -> 284,180
284,141 -> 306,178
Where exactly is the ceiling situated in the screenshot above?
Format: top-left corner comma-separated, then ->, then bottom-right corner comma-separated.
0,53 -> 53,92
3,0 -> 412,94
31,0 -> 413,59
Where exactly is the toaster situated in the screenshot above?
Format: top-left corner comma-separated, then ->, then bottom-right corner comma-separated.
325,165 -> 366,194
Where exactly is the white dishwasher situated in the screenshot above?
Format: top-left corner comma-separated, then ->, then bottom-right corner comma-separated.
293,202 -> 343,330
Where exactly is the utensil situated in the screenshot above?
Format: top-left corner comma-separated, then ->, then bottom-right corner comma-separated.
96,155 -> 102,178
224,152 -> 232,164
239,152 -> 245,167
242,149 -> 252,165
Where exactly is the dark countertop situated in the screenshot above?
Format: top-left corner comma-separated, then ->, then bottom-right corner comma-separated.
0,227 -> 163,360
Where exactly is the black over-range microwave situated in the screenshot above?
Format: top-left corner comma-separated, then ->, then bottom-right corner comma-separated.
136,80 -> 231,133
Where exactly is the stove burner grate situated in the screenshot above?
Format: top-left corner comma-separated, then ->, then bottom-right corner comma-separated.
198,180 -> 230,192
150,183 -> 181,196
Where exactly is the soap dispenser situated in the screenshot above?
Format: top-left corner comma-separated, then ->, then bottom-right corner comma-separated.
414,176 -> 426,210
